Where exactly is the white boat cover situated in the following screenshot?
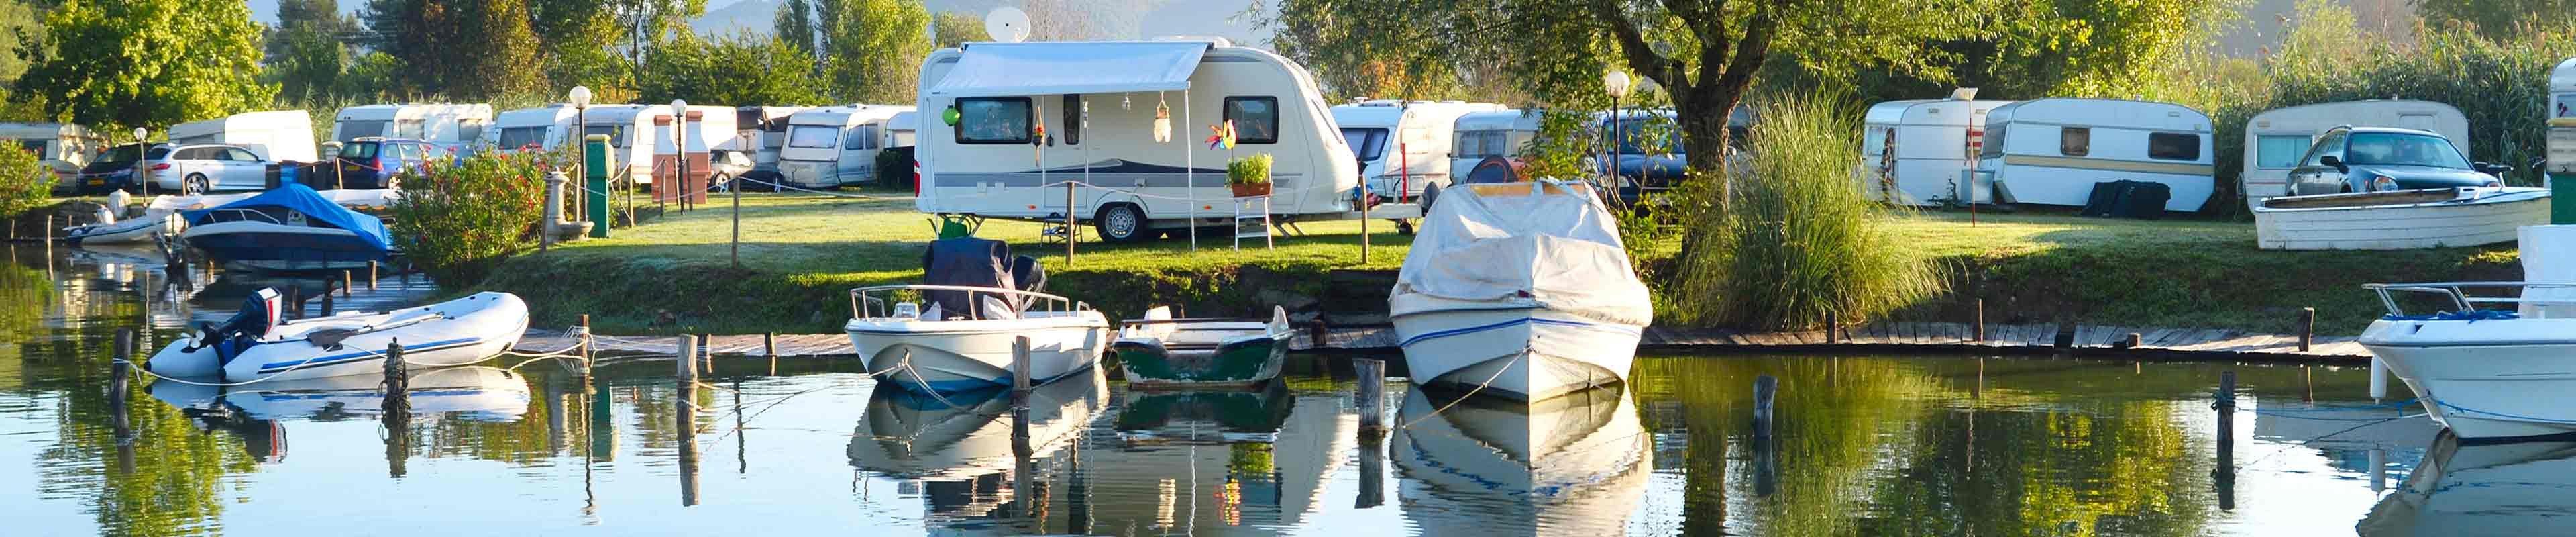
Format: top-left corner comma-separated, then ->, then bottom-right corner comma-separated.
1395,181 -> 1654,325
926,41 -> 1211,97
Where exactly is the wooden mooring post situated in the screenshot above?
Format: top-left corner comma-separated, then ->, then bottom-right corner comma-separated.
576,315 -> 594,378
2298,307 -> 2316,352
284,286 -> 303,319
111,328 -> 136,472
1354,358 -> 1387,434
1825,311 -> 1839,344
319,284 -> 334,316
1973,299 -> 1986,341
764,332 -> 777,375
368,260 -> 379,289
676,334 -> 701,506
1010,336 -> 1034,458
2214,370 -> 2237,511
382,340 -> 413,478
340,270 -> 353,297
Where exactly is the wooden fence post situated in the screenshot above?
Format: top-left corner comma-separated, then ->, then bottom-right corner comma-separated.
2298,307 -> 2315,352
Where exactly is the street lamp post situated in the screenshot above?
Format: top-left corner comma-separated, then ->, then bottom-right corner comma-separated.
131,127 -> 147,195
1603,70 -> 1633,197
669,99 -> 688,213
569,86 -> 593,219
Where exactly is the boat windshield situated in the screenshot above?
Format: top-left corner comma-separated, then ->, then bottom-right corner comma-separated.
2344,132 -> 2470,169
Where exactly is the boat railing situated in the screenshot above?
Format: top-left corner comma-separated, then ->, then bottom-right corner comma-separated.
2365,281 -> 2576,317
848,284 -> 1091,321
205,208 -> 285,224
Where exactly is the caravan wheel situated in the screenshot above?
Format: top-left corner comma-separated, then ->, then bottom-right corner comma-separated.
1095,203 -> 1149,242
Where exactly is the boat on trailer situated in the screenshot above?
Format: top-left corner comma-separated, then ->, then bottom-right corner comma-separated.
2253,186 -> 2549,250
1110,305 -> 1294,388
1389,180 -> 1653,401
845,236 -> 1108,394
144,289 -> 529,383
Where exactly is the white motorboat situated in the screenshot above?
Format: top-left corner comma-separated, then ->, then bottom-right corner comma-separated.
2253,187 -> 2549,250
145,290 -> 530,383
2358,433 -> 2576,536
1390,181 -> 1653,401
1110,305 -> 1295,387
61,191 -> 252,245
2360,225 -> 2576,440
846,236 -> 1107,394
1393,384 -> 1652,536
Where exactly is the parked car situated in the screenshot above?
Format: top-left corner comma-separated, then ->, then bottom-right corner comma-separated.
708,148 -> 755,191
142,144 -> 273,193
2287,126 -> 2512,195
321,137 -> 434,189
74,142 -> 153,195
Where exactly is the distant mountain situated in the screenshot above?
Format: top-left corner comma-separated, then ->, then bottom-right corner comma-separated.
692,0 -> 784,36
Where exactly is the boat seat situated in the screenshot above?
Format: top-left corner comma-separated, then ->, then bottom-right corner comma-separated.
922,237 -> 1013,320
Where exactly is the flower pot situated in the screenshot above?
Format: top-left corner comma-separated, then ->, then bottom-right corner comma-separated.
1231,182 -> 1272,197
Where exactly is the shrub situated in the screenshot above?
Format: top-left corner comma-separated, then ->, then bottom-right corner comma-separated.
0,144 -> 50,218
1227,153 -> 1273,185
1666,94 -> 1945,330
390,150 -> 560,286
874,147 -> 912,189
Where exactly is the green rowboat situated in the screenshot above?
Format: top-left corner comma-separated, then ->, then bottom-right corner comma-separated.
1113,306 -> 1293,388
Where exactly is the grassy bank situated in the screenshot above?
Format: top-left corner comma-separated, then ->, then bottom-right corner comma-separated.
471,193 -> 2516,336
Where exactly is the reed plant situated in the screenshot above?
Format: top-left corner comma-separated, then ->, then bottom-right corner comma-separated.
1666,93 -> 1944,330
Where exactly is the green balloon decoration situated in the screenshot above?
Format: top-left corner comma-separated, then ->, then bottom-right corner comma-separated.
941,106 -> 962,126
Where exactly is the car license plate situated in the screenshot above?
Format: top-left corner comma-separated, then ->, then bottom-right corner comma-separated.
86,179 -> 103,186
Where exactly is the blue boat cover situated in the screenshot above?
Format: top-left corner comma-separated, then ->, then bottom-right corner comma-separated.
183,183 -> 393,255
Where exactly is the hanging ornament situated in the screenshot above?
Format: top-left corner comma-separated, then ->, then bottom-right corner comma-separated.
941,106 -> 962,126
1222,119 -> 1238,149
1205,123 -> 1225,150
1152,93 -> 1173,143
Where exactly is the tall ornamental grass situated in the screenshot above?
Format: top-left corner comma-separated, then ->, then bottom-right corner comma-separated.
1668,95 -> 1943,330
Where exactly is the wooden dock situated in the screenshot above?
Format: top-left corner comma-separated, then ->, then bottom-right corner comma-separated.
515,321 -> 2368,360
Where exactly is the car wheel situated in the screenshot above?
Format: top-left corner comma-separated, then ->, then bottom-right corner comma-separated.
1094,203 -> 1149,242
184,173 -> 209,195
710,174 -> 733,193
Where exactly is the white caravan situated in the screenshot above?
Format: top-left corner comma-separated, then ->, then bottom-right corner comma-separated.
2244,100 -> 2470,207
1331,99 -> 1504,199
2549,58 -> 2576,176
777,104 -> 913,189
914,38 -> 1366,242
330,103 -> 493,155
887,111 -> 918,148
0,122 -> 104,181
735,105 -> 810,177
483,105 -> 579,154
1973,98 -> 2215,212
1860,93 -> 2013,206
168,110 -> 319,163
578,104 -> 668,185
1448,110 -> 1542,177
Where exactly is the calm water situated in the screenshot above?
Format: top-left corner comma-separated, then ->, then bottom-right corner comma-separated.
0,243 -> 2521,536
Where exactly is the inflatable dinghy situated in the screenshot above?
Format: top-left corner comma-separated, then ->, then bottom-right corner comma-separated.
146,290 -> 530,383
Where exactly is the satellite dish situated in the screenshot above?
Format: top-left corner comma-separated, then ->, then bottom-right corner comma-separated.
985,7 -> 1031,43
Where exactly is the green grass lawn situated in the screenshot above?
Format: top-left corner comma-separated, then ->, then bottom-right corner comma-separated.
477,193 -> 2521,336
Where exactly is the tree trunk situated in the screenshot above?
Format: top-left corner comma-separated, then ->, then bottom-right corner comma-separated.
1671,83 -> 1747,262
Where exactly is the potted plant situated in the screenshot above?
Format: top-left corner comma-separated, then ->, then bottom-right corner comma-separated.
1228,153 -> 1273,197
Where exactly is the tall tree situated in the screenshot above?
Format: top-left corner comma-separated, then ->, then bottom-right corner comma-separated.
16,0 -> 274,128
774,0 -> 816,54
2416,0 -> 2575,40
606,0 -> 706,81
928,10 -> 979,48
532,0 -> 628,94
0,0 -> 43,87
364,0 -> 546,99
635,32 -> 829,106
816,0 -> 930,103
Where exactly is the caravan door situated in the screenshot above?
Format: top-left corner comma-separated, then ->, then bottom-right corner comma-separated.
838,123 -> 880,185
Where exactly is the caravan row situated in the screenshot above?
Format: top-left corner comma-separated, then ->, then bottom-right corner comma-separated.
482,103 -> 916,190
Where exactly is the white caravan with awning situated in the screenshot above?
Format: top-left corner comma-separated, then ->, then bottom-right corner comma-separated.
2243,100 -> 2469,207
777,104 -> 913,189
1860,93 -> 2012,206
1331,99 -> 1503,200
1972,98 -> 2216,212
914,38 -> 1368,242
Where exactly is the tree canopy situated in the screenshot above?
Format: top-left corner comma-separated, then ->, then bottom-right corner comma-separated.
635,32 -> 830,106
16,0 -> 273,128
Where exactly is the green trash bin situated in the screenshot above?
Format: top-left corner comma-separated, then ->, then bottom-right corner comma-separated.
587,135 -> 612,238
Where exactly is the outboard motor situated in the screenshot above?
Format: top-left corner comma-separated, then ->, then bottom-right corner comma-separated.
189,288 -> 283,367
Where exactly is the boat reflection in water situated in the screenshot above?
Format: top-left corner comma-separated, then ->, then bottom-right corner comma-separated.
1395,383 -> 1652,536
143,367 -> 533,462
1097,380 -> 1352,532
2359,433 -> 2576,537
1112,379 -> 1295,439
847,368 -> 1106,531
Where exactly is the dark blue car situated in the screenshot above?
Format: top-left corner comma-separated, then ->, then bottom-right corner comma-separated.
2286,126 -> 2512,195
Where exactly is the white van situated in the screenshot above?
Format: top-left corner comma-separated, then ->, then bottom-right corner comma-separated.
0,122 -> 103,185
651,105 -> 741,192
2548,58 -> 2575,176
1447,110 -> 1541,177
2243,100 -> 2469,205
778,105 -> 913,189
331,103 -> 493,156
1974,98 -> 2215,212
484,105 -> 578,154
574,105 -> 667,185
169,110 -> 319,164
1330,100 -> 1503,200
1860,94 -> 2013,206
914,38 -> 1365,242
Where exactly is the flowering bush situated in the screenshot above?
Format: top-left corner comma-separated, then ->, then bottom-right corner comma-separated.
390,150 -> 565,285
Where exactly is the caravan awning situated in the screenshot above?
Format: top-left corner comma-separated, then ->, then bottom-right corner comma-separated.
926,42 -> 1211,97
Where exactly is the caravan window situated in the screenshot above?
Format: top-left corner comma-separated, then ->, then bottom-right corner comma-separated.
497,126 -> 549,150
1340,128 -> 1388,160
1863,127 -> 1889,156
338,120 -> 388,142
2148,132 -> 2200,161
2254,135 -> 2312,169
2059,127 -> 2090,156
1224,97 -> 1279,144
956,97 -> 1034,144
1980,126 -> 2005,158
584,125 -> 629,148
16,140 -> 45,157
1062,94 -> 1082,146
788,126 -> 839,148
458,119 -> 487,142
1453,130 -> 1498,160
846,124 -> 879,150
890,129 -> 916,147
396,119 -> 426,139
